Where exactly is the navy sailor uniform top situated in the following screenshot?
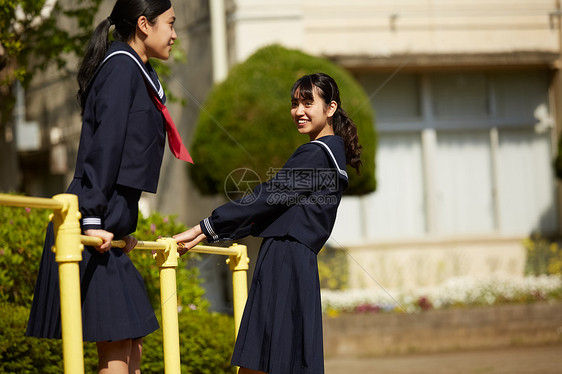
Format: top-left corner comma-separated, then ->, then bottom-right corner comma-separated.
73,41 -> 166,232
200,135 -> 348,253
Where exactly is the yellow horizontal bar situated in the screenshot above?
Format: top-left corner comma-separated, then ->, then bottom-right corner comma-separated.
129,240 -> 167,250
0,193 -> 64,210
80,236 -> 167,250
80,235 -> 241,256
190,245 -> 240,256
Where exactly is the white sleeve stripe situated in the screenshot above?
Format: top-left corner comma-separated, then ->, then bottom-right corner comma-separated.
82,217 -> 102,226
101,51 -> 164,99
310,140 -> 349,180
204,217 -> 219,241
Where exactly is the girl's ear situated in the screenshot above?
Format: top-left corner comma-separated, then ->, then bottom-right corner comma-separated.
137,15 -> 150,36
327,100 -> 338,118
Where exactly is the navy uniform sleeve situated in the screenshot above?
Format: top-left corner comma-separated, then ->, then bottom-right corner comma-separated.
78,57 -> 137,230
200,142 -> 329,243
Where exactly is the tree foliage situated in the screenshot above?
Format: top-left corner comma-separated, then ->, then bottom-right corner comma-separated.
0,0 -> 103,192
190,44 -> 377,196
0,0 -> 103,88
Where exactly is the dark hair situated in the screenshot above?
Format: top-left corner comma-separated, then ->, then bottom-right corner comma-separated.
76,0 -> 172,112
291,73 -> 363,174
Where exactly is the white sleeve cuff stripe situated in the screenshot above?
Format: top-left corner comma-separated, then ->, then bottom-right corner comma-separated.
82,217 -> 102,226
204,217 -> 219,241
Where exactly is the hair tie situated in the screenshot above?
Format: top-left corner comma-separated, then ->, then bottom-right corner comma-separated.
107,17 -> 114,25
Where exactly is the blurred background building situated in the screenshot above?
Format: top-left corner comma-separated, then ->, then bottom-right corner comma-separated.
6,0 -> 562,307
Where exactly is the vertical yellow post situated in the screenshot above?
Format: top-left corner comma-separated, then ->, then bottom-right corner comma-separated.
226,243 -> 249,339
154,238 -> 181,374
51,193 -> 84,374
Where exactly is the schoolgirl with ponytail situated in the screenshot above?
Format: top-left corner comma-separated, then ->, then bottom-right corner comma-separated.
174,73 -> 362,374
27,1 -> 189,372
291,72 -> 363,174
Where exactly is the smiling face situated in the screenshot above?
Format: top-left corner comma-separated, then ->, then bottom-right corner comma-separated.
143,7 -> 177,60
291,85 -> 337,141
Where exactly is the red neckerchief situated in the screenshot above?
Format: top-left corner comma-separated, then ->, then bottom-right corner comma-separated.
145,82 -> 194,164
99,50 -> 194,164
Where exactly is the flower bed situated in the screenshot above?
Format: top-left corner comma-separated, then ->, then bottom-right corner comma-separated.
321,275 -> 562,315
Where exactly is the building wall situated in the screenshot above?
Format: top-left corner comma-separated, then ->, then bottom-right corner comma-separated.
18,1 -> 562,298
225,0 -> 562,290
234,0 -> 559,59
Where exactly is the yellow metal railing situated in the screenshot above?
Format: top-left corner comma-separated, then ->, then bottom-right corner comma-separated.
0,193 -> 249,374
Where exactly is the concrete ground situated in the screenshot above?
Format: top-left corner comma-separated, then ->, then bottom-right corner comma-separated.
325,345 -> 562,374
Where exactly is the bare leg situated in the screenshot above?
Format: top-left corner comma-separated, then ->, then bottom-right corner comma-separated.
97,339 -> 132,374
128,338 -> 143,374
238,367 -> 268,374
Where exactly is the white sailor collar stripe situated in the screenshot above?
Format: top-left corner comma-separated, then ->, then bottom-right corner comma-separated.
101,50 -> 164,100
310,140 -> 348,180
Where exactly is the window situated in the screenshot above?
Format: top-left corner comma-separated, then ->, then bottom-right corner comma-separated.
432,73 -> 489,119
493,71 -> 549,120
365,133 -> 425,240
346,69 -> 557,242
497,129 -> 557,234
359,73 -> 421,121
434,130 -> 494,235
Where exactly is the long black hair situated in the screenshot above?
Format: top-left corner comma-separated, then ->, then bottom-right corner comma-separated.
291,73 -> 363,174
76,0 -> 172,112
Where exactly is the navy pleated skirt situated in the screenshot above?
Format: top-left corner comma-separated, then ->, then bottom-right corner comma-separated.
231,237 -> 324,374
25,179 -> 159,342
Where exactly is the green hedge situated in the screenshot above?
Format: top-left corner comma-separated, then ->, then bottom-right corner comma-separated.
190,44 -> 377,197
0,302 -> 99,373
0,302 -> 62,373
0,206 -> 50,307
142,310 -> 235,373
318,246 -> 349,290
131,211 -> 210,312
0,301 -> 235,373
524,234 -> 562,276
0,204 -> 236,373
